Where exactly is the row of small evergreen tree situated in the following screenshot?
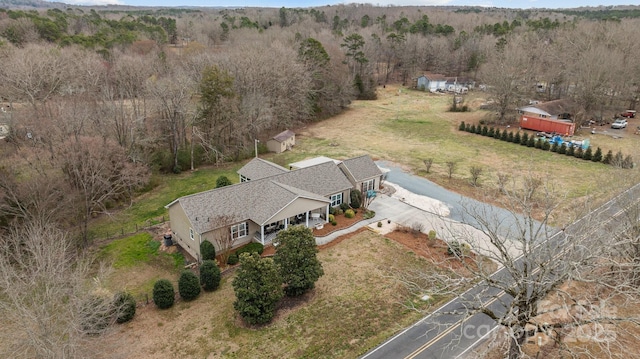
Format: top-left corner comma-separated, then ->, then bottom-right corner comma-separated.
459,122 -> 634,169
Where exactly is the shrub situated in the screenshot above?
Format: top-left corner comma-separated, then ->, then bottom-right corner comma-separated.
603,150 -> 613,164
339,202 -> 350,211
550,142 -> 559,152
507,131 -> 514,142
447,241 -> 466,257
542,141 -> 551,151
153,279 -> 175,309
200,260 -> 221,292
179,270 -> 201,301
465,123 -> 472,132
623,155 -> 634,169
328,214 -> 335,222
534,138 -> 542,149
513,132 -> 521,144
470,124 -> 476,133
227,253 -> 239,265
592,147 -> 603,162
344,209 -> 355,218
520,132 -> 528,145
377,221 -> 383,228
494,128 -> 501,139
331,220 -> 337,225
564,144 -> 572,156
329,206 -> 336,215
488,127 -> 495,137
481,126 -> 488,136
114,291 -> 136,324
583,147 -> 593,161
612,151 -> 624,167
574,147 -> 583,158
363,210 -> 375,219
459,121 -> 466,131
428,230 -> 437,240
527,136 -> 535,147
200,240 -> 216,261
474,124 -> 482,134
215,175 -> 232,188
238,242 -> 264,256
350,189 -> 362,209
501,130 -> 508,141
335,208 -> 344,215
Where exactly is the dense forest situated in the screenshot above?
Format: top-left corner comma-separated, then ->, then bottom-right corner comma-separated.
0,4 -> 637,242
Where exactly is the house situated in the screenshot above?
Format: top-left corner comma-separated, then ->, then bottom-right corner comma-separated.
165,155 -> 383,260
266,129 -> 295,153
445,77 -> 474,93
518,99 -> 578,121
416,73 -> 447,92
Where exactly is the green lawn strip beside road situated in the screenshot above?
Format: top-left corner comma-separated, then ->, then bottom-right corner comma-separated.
88,165 -> 241,240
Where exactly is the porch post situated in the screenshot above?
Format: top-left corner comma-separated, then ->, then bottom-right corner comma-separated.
284,218 -> 288,230
305,211 -> 309,227
325,205 -> 329,223
260,226 -> 265,245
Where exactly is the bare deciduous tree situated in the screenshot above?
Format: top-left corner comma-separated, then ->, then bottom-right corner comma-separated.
0,221 -> 126,358
59,136 -> 149,246
404,176 -> 640,358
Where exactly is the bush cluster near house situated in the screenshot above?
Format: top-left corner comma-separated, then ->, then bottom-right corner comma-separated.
227,242 -> 265,265
459,121 -> 634,168
231,226 -> 324,324
200,240 -> 216,261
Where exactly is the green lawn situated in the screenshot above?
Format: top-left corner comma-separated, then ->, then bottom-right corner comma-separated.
89,164 -> 242,240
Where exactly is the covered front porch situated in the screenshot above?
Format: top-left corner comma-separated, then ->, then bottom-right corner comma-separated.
254,209 -> 328,245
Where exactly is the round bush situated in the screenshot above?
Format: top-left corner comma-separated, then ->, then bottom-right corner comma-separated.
328,214 -> 335,222
153,279 -> 175,309
377,221 -> 382,228
200,240 -> 216,261
344,209 -> 355,218
331,220 -> 337,226
200,260 -> 221,292
339,202 -> 350,211
227,253 -> 239,265
114,291 -> 136,324
179,270 -> 201,301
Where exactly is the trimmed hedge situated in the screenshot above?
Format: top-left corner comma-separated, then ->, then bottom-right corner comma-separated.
200,240 -> 216,261
458,122 -> 633,168
153,279 -> 175,309
200,260 -> 221,291
179,270 -> 201,301
344,209 -> 355,218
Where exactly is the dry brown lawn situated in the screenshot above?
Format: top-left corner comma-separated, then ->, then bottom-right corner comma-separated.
275,84 -> 640,222
102,230 -> 452,359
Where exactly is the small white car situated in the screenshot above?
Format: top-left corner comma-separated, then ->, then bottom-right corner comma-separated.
611,118 -> 628,129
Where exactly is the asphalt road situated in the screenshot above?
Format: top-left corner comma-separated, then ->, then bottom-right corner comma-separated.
362,167 -> 640,359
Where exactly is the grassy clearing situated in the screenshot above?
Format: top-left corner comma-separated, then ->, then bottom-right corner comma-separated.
290,85 -> 640,211
89,164 -> 242,239
105,231 -> 455,359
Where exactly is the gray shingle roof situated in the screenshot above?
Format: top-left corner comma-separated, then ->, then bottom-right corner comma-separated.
272,129 -> 295,142
237,158 -> 288,180
340,155 -> 383,182
169,159 -> 355,234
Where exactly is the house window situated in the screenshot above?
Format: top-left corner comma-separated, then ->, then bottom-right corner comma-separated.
240,175 -> 249,182
231,222 -> 248,240
362,179 -> 375,193
189,228 -> 194,241
330,193 -> 343,207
